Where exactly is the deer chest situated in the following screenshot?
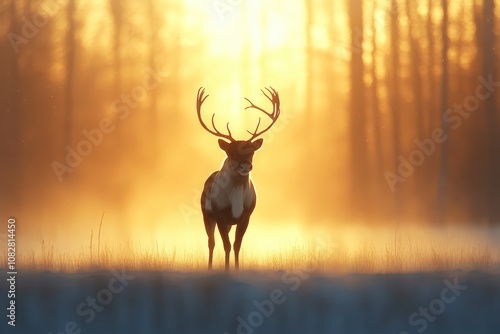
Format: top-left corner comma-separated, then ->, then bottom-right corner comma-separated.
210,184 -> 256,219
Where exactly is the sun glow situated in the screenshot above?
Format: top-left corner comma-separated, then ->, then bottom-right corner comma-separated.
8,222 -> 500,273
5,0 -> 496,279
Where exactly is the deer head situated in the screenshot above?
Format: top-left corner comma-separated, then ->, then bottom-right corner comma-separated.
196,87 -> 280,177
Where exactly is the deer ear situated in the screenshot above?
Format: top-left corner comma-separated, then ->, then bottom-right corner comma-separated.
218,139 -> 231,152
251,138 -> 264,151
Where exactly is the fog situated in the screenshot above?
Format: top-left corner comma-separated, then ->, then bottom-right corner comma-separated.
1,0 -> 499,260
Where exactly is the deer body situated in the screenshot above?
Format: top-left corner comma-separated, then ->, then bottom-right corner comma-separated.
201,163 -> 256,271
203,169 -> 256,223
196,87 -> 280,271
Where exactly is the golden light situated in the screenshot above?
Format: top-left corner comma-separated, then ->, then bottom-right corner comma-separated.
4,0 -> 497,275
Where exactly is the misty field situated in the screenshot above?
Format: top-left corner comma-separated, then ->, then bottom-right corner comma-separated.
3,0 -> 500,332
2,226 -> 500,333
6,225 -> 499,273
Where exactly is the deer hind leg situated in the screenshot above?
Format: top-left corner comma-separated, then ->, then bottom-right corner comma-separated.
204,217 -> 216,270
217,223 -> 232,272
233,219 -> 249,271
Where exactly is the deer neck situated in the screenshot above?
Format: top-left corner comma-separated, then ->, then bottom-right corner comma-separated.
216,167 -> 250,194
220,159 -> 250,184
211,160 -> 254,219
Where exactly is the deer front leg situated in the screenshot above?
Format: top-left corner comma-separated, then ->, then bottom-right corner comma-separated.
204,218 -> 216,270
217,223 -> 232,271
233,219 -> 249,271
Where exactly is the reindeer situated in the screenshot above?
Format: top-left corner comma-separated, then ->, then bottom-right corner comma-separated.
196,87 -> 280,271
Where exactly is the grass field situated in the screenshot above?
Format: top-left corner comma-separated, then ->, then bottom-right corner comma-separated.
2,225 -> 500,334
4,225 -> 499,273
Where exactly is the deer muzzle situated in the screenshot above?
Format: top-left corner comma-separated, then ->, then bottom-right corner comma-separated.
238,162 -> 253,176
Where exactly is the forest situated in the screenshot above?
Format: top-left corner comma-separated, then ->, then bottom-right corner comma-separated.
0,0 -> 499,240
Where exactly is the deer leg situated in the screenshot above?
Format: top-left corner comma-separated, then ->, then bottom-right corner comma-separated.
204,218 -> 216,270
217,223 -> 232,271
233,219 -> 249,271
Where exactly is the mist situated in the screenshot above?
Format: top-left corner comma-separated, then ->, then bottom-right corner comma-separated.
1,0 -> 499,258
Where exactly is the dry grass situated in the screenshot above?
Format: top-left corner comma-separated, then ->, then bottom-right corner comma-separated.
2,225 -> 499,273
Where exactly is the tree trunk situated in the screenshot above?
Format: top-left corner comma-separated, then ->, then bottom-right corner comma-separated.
389,0 -> 402,218
64,0 -> 76,154
0,1 -> 22,213
148,0 -> 159,151
305,0 -> 314,131
426,0 -> 436,131
406,0 -> 424,140
110,0 -> 122,96
348,0 -> 368,219
437,0 -> 449,224
482,0 -> 499,223
406,0 -> 427,221
370,0 -> 386,218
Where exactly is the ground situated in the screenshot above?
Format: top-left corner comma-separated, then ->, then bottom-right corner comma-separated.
1,269 -> 499,334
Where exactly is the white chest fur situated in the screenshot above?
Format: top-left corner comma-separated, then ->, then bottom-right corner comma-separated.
205,174 -> 255,219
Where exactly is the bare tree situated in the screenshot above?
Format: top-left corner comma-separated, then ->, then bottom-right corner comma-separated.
437,0 -> 449,224
147,0 -> 162,147
427,0 -> 436,130
0,1 -> 22,212
64,0 -> 76,153
482,0 -> 499,223
456,0 -> 467,97
406,0 -> 424,140
389,0 -> 402,218
347,0 -> 368,217
109,0 -> 122,96
405,0 -> 429,221
370,1 -> 383,182
305,0 -> 314,130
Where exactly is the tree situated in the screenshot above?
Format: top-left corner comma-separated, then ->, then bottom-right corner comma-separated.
437,0 -> 449,224
406,0 -> 428,221
0,0 -> 22,213
427,0 -> 436,130
370,0 -> 384,196
305,0 -> 314,130
406,0 -> 424,140
389,0 -> 402,218
482,0 -> 499,223
147,0 -> 162,149
64,0 -> 76,153
347,0 -> 368,218
109,0 -> 122,96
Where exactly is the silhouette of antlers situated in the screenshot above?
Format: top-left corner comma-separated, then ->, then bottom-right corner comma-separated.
196,87 -> 280,142
196,87 -> 236,142
245,87 -> 280,141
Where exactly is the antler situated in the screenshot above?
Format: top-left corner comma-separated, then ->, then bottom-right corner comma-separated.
245,87 -> 280,141
196,87 -> 235,142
